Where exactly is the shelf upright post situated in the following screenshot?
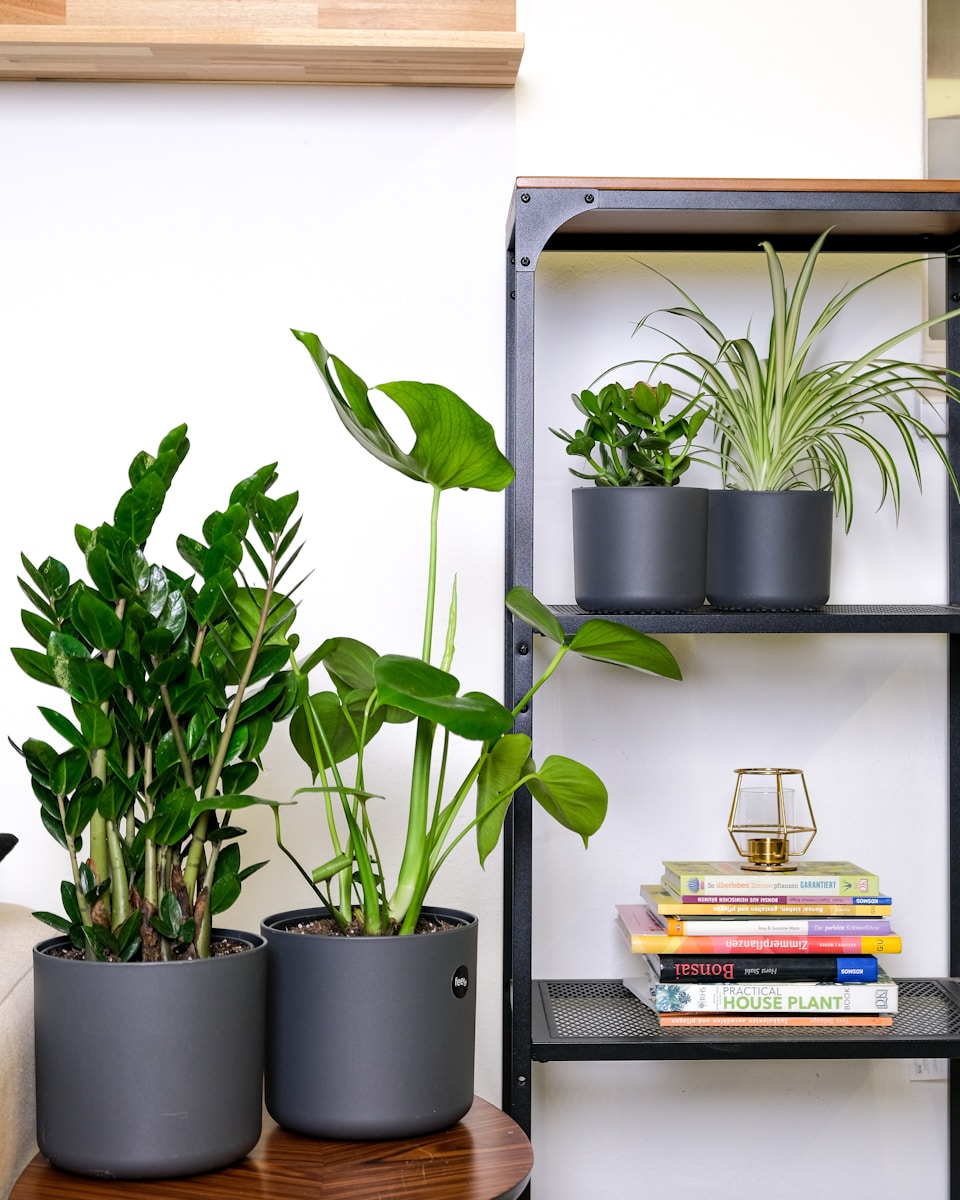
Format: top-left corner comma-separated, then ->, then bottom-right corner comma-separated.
946,246 -> 960,1187
502,182 -> 604,1137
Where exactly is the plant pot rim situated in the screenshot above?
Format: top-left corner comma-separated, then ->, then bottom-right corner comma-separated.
571,483 -> 708,491
261,905 -> 477,937
34,926 -> 265,963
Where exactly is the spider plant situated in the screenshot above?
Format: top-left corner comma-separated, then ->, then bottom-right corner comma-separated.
275,331 -> 683,936
632,230 -> 960,529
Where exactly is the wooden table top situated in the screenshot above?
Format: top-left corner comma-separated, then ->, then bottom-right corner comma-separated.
12,1097 -> 533,1200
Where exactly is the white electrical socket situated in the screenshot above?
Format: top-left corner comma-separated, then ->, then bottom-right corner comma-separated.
909,1058 -> 949,1081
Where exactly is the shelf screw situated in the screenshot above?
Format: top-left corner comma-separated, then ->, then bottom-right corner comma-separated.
953,293 -> 960,303
520,256 -> 531,267
584,193 -> 595,203
510,290 -> 516,300
520,193 -> 531,203
517,642 -> 529,655
517,1075 -> 528,1087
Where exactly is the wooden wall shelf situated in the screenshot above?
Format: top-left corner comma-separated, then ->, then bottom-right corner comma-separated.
0,1 -> 523,84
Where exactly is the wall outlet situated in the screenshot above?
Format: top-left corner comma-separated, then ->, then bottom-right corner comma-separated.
909,1058 -> 949,1081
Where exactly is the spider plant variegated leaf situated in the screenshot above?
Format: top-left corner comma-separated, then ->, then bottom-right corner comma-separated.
631,230 -> 960,530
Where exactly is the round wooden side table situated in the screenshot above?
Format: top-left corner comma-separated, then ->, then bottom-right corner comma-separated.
12,1096 -> 533,1200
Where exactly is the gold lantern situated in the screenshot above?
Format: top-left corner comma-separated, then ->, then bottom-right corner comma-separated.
727,767 -> 816,872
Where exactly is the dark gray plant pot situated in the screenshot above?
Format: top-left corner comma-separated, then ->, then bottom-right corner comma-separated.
572,486 -> 708,611
33,928 -> 266,1179
706,489 -> 834,610
261,906 -> 477,1139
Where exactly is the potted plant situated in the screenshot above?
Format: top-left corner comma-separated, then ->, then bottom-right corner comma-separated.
260,331 -> 684,1140
632,230 -> 960,609
551,377 -> 709,610
10,425 -> 305,1178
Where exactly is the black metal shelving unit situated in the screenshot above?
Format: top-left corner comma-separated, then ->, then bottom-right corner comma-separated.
502,178 -> 960,1189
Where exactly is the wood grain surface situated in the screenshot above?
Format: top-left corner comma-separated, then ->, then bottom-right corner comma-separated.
0,0 -> 523,83
11,1096 -> 534,1200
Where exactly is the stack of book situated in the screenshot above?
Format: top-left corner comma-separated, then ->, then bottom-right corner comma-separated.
618,859 -> 900,1028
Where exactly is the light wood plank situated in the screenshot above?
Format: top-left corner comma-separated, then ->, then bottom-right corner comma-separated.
68,1 -> 320,29
65,0 -> 513,31
0,25 -> 524,83
0,0 -> 63,25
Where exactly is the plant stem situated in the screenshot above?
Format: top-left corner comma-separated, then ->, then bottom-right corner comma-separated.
422,484 -> 442,663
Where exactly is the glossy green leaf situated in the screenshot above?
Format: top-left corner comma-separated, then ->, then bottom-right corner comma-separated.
477,733 -> 531,866
66,657 -> 119,705
62,779 -> 103,838
75,589 -> 124,652
293,331 -> 514,493
73,702 -> 112,751
38,706 -> 84,750
504,586 -> 565,644
12,646 -> 56,686
568,620 -> 682,679
143,787 -> 196,846
374,655 -> 514,740
51,748 -> 88,797
527,755 -> 608,846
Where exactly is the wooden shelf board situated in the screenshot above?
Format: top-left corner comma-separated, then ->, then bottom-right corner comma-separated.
0,24 -> 524,83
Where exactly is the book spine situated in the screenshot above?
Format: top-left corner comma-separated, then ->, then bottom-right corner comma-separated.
658,1013 -> 894,1027
662,916 -> 892,935
669,889 -> 893,907
662,902 -> 892,917
644,979 -> 899,1014
627,932 -> 900,954
652,955 -> 879,983
666,871 -> 879,897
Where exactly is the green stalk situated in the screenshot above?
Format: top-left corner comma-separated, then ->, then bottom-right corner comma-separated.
183,532 -> 281,903
389,715 -> 435,922
421,484 -> 442,663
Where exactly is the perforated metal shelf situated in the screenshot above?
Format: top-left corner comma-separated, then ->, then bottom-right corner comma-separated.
546,604 -> 960,636
530,979 -> 960,1061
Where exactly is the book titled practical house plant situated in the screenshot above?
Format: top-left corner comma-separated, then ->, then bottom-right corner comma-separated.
551,377 -> 708,610
260,331 -> 684,1140
630,231 -> 960,609
10,426 -> 305,1178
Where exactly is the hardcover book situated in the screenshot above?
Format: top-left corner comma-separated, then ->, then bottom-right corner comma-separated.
646,953 -> 880,983
652,910 -> 892,937
662,860 -> 881,897
617,904 -> 901,955
645,882 -> 893,917
657,1013 -> 894,1028
623,961 -> 899,1014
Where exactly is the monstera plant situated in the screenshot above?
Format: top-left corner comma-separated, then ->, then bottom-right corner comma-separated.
273,332 -> 684,935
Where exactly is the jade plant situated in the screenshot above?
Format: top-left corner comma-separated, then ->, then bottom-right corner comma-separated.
631,230 -> 960,527
273,332 -> 683,936
551,378 -> 707,486
11,425 -> 305,961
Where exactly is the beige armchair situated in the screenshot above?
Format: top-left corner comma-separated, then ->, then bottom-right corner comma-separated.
0,903 -> 42,1199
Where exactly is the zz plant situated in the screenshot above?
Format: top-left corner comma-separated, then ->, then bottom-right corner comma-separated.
273,332 -> 683,937
11,425 -> 305,961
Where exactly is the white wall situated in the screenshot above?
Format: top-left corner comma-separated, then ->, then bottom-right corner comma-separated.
0,0 -> 945,1196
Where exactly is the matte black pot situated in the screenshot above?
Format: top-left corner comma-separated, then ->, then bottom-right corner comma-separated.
33,929 -> 266,1179
706,489 -> 834,610
572,486 -> 708,611
261,906 -> 477,1139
